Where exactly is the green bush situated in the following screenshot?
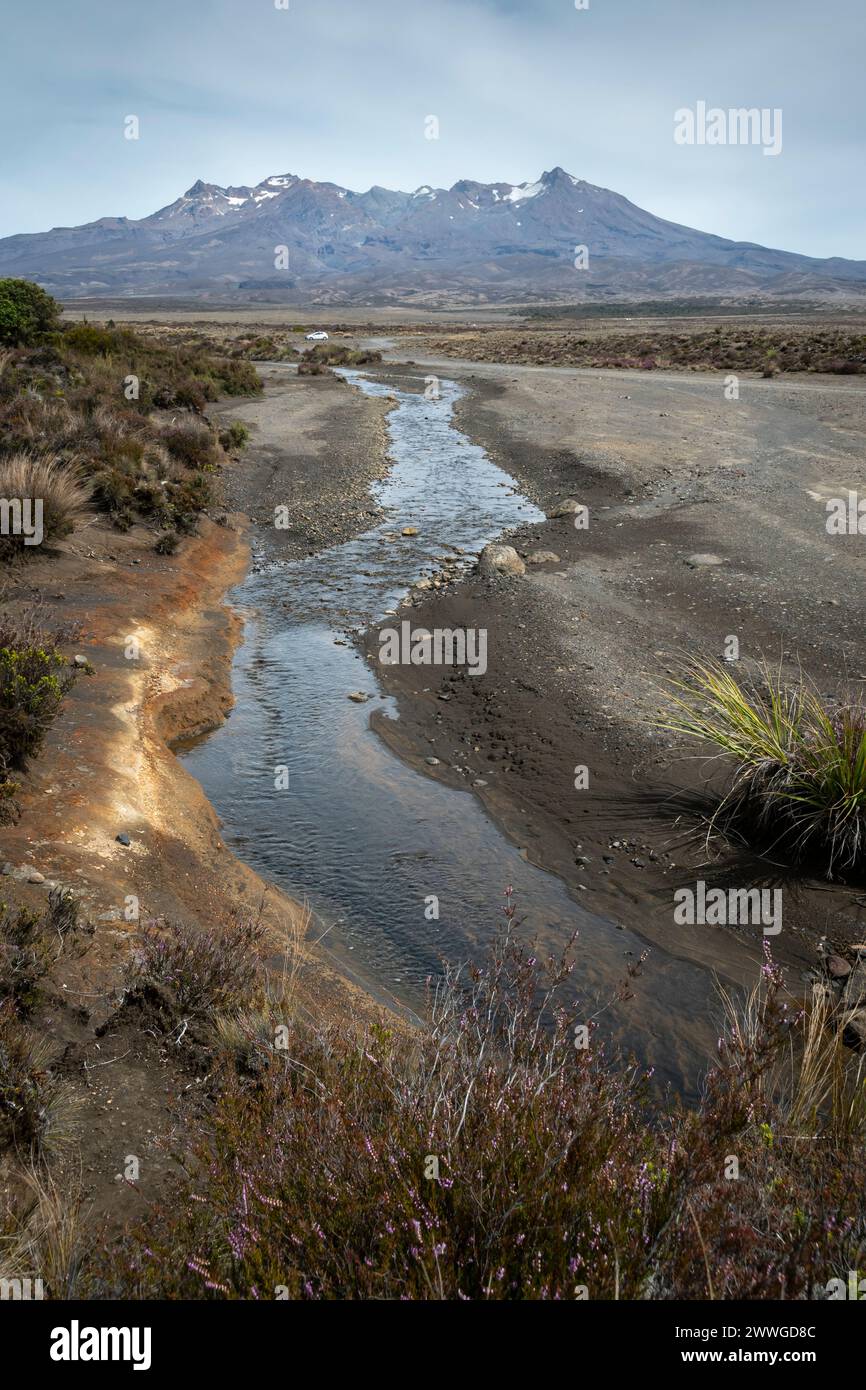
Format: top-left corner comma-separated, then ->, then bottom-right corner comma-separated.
62,323 -> 128,357
0,280 -> 60,347
220,421 -> 250,452
0,609 -> 77,817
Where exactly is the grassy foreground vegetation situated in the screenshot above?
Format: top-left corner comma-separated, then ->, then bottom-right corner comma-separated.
2,901 -> 863,1301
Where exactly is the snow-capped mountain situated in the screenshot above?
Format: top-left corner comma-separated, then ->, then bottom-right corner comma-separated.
2,167 -> 864,304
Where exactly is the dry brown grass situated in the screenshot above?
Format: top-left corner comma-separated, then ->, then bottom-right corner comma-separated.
0,450 -> 91,555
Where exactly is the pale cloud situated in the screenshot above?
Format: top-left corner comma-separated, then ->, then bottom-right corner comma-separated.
0,0 -> 863,258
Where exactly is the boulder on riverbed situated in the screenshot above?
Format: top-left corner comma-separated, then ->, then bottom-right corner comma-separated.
478,543 -> 525,578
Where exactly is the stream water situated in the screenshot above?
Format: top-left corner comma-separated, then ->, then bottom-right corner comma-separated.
180,370 -> 722,1098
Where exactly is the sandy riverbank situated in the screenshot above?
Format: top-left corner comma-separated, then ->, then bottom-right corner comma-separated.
361,353 -> 866,990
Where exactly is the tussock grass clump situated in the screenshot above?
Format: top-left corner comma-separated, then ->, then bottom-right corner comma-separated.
0,1169 -> 87,1299
0,1002 -> 77,1159
658,659 -> 866,878
87,913 -> 866,1301
0,451 -> 90,557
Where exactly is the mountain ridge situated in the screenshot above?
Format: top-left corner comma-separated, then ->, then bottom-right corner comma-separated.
2,167 -> 864,306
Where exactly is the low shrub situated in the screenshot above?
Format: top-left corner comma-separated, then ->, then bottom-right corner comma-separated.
124,918 -> 265,1025
0,605 -> 78,819
88,913 -> 866,1300
154,529 -> 179,555
159,420 -> 219,471
220,421 -> 250,452
0,889 -> 82,1017
0,323 -> 261,535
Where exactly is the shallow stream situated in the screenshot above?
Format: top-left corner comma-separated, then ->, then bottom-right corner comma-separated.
180,371 -> 721,1096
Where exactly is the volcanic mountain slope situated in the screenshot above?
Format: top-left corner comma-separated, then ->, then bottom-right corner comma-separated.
2,167 -> 865,304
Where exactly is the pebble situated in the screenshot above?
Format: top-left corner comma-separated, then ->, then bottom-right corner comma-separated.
425,757 -> 440,766
547,498 -> 583,519
827,954 -> 851,979
116,833 -> 131,846
685,553 -> 725,568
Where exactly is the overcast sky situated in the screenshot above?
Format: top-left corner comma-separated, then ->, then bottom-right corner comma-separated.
1,0 -> 863,257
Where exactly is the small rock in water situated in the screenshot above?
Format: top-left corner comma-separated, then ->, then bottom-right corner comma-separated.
347,691 -> 370,703
401,526 -> 419,536
116,833 -> 131,846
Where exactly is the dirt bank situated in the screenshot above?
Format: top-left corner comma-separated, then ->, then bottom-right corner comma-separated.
362,356 -> 866,992
0,369 -> 395,1227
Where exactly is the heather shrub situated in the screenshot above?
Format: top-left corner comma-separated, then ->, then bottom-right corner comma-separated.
90,910 -> 866,1300
124,918 -> 266,1024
